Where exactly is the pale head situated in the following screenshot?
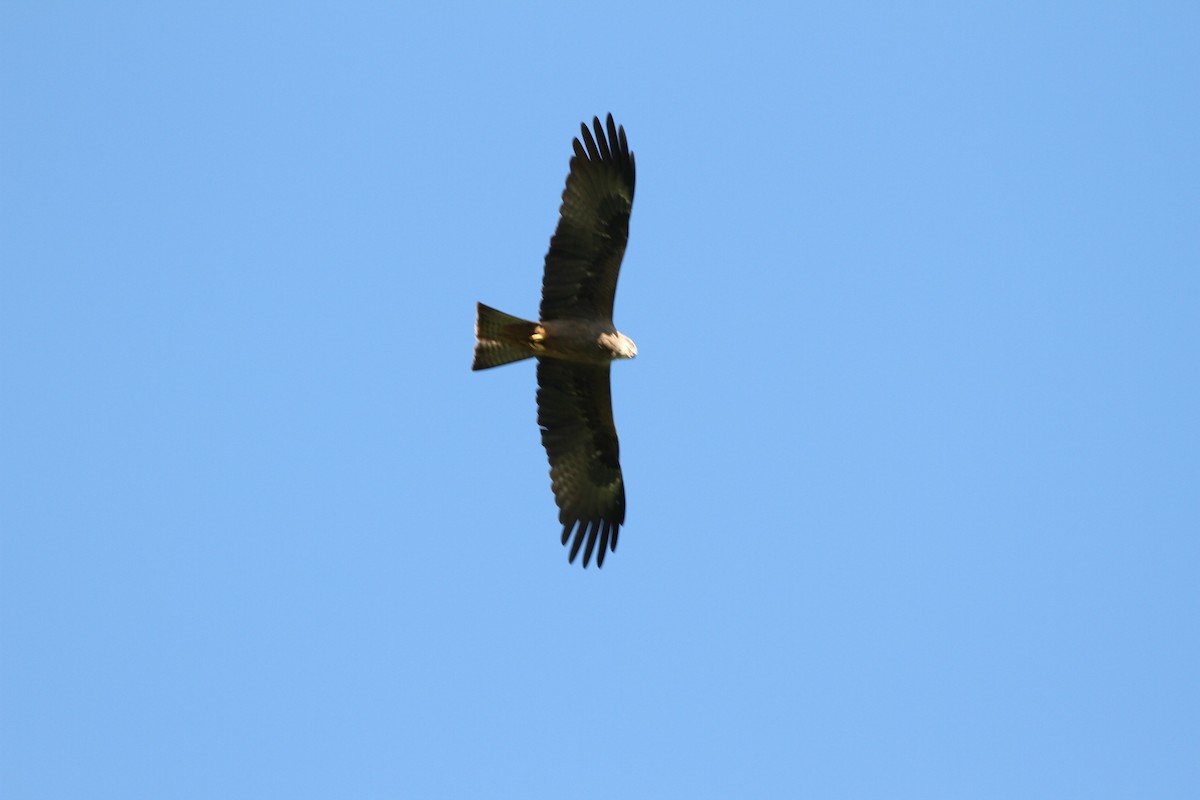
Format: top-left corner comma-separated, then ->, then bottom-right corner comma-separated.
598,331 -> 638,361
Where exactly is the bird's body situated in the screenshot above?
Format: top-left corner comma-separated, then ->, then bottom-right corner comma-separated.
473,114 -> 636,568
475,311 -> 635,367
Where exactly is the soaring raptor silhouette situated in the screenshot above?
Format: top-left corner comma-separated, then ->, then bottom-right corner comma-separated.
473,114 -> 637,568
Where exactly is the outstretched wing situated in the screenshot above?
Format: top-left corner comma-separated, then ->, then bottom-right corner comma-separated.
536,359 -> 625,568
539,114 -> 636,322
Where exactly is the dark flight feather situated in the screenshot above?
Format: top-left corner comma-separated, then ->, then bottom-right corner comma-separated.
539,114 -> 636,322
536,359 -> 625,568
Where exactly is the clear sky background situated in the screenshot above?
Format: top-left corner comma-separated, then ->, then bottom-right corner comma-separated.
2,2 -> 1197,798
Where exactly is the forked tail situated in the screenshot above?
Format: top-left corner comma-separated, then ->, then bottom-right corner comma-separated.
473,303 -> 539,370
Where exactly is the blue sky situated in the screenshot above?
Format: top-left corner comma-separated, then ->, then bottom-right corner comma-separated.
2,2 -> 1197,797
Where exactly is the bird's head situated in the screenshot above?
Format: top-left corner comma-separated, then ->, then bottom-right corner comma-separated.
599,331 -> 638,361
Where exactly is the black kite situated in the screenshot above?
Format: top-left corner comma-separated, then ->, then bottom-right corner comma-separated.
473,114 -> 637,568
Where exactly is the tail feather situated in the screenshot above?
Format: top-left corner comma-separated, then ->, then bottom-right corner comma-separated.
473,303 -> 538,370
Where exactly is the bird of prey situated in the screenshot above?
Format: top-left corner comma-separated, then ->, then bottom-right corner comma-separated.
473,114 -> 637,568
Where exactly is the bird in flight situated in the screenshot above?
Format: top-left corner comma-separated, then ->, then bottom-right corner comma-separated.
473,114 -> 637,568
